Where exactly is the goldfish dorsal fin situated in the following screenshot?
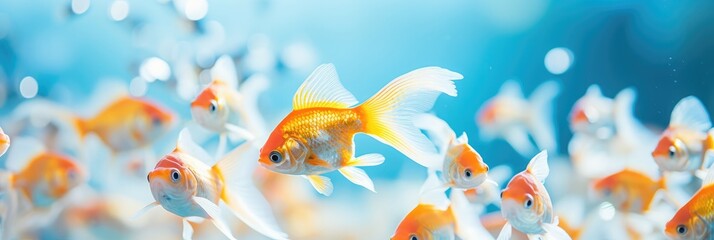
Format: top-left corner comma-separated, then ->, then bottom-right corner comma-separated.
293,63 -> 358,110
526,150 -> 549,183
211,55 -> 239,89
585,85 -> 602,97
6,137 -> 45,172
703,157 -> 714,188
176,128 -> 212,163
499,81 -> 523,98
457,132 -> 469,145
670,96 -> 711,132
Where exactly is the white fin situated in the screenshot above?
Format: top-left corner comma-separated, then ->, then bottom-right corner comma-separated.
703,157 -> 714,188
348,153 -> 385,167
496,222 -> 513,240
0,127 -> 9,158
413,113 -> 457,155
225,123 -> 256,142
238,73 -> 271,136
132,201 -> 159,220
83,80 -> 128,117
419,170 -> 450,210
193,197 -> 237,240
213,143 -> 289,240
670,96 -> 711,132
358,67 -> 462,170
457,132 -> 469,145
5,137 -> 45,172
612,88 -> 639,142
527,150 -> 549,183
451,190 -> 495,240
339,167 -> 375,192
542,222 -> 572,240
211,55 -> 239,89
182,219 -> 194,240
292,63 -> 358,110
176,128 -> 213,163
305,175 -> 334,196
528,81 -> 560,154
499,81 -> 523,98
585,85 -> 602,97
490,165 -> 514,185
504,127 -> 536,157
175,57 -> 200,101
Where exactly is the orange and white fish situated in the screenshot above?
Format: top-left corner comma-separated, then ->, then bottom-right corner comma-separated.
3,151 -> 85,208
497,151 -> 571,240
652,96 -> 714,172
0,126 -> 9,157
414,114 -> 490,189
476,81 -> 560,157
569,86 -> 642,140
137,129 -> 287,240
259,63 -> 462,196
665,162 -> 714,239
592,168 -> 666,213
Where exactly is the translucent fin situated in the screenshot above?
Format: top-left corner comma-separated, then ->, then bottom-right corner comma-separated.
193,197 -> 237,240
132,201 -> 159,219
457,132 -> 469,145
527,150 -> 550,183
339,167 -> 375,192
585,85 -> 602,97
182,219 -> 194,240
213,143 -> 289,240
0,127 -> 9,158
346,153 -> 385,167
176,128 -> 213,163
496,222 -> 513,240
225,123 -> 255,142
211,55 -> 239,89
504,127 -> 536,157
358,67 -> 462,169
293,63 -> 358,110
413,113 -> 457,155
238,73 -> 271,137
703,157 -> 714,188
419,170 -> 450,210
499,81 -> 523,98
304,175 -> 334,196
612,88 -> 639,142
450,190 -> 495,240
542,222 -> 572,240
528,81 -> 560,154
670,96 -> 711,132
5,137 -> 45,172
490,165 -> 514,185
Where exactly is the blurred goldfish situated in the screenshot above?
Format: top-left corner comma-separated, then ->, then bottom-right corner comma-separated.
138,129 -> 287,240
569,86 -> 644,140
0,126 -> 8,157
498,151 -> 571,240
476,81 -> 560,157
592,169 -> 665,213
259,64 -> 462,196
414,113 -> 490,189
665,162 -> 714,239
652,96 -> 714,172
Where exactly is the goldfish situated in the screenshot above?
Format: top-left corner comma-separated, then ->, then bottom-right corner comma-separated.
652,96 -> 714,172
4,152 -> 85,208
259,63 -> 462,196
498,150 -> 570,240
569,86 -> 642,140
665,162 -> 714,239
464,165 -> 513,207
476,81 -> 560,157
592,168 -> 665,213
414,113 -> 490,189
0,126 -> 8,157
137,129 -> 287,240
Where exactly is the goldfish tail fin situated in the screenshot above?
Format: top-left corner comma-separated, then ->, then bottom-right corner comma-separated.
213,142 -> 288,240
10,99 -> 87,141
357,67 -> 462,169
528,81 -> 560,154
339,154 -> 385,192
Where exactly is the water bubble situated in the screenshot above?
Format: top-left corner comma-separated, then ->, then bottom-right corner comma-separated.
19,76 -> 38,99
139,57 -> 171,82
129,77 -> 148,96
544,47 -> 574,75
184,0 -> 208,21
598,201 -> 615,221
72,0 -> 90,15
281,41 -> 318,72
110,0 -> 130,21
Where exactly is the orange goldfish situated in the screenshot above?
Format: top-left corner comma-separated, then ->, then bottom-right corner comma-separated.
652,96 -> 714,172
5,152 -> 85,208
259,63 -> 462,196
592,168 -> 665,213
476,81 -> 560,157
498,150 -> 570,240
414,113 -> 490,189
392,204 -> 456,240
73,96 -> 175,153
0,126 -> 9,157
665,162 -> 714,239
138,129 -> 287,240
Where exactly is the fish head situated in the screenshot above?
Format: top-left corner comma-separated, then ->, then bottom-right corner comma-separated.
665,207 -> 707,240
191,83 -> 230,132
476,100 -> 499,127
391,205 -> 437,240
147,153 -> 196,209
446,143 -> 489,189
259,130 -> 307,174
500,173 -> 544,234
140,101 -> 176,139
652,133 -> 690,171
47,154 -> 85,199
568,95 -> 613,135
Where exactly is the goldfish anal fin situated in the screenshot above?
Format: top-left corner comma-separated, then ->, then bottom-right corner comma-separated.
304,175 -> 334,196
338,166 -> 375,192
670,96 -> 711,132
193,197 -> 237,240
527,150 -> 550,183
182,219 -> 194,240
293,63 -> 358,110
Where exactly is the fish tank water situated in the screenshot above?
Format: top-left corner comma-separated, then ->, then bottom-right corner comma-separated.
0,0 -> 712,239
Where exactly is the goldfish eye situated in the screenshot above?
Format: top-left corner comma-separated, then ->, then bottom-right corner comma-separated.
269,151 -> 283,163
668,146 -> 676,158
524,194 -> 534,209
409,234 -> 418,240
464,168 -> 472,178
676,224 -> 687,235
209,100 -> 218,113
170,169 -> 181,183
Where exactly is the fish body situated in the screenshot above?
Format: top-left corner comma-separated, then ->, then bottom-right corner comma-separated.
592,169 -> 665,213
259,63 -> 462,196
665,162 -> 714,239
9,152 -> 84,208
569,85 -> 616,138
391,204 -> 456,240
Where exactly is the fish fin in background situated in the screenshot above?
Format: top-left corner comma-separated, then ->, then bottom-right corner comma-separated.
304,175 -> 334,196
450,190 -> 495,240
225,123 -> 255,143
182,219 -> 194,240
176,129 -> 214,164
526,150 -> 550,183
293,63 -> 358,110
0,127 -> 9,157
238,73 -> 271,137
670,96 -> 711,132
132,201 -> 160,219
585,85 -> 603,98
5,137 -> 45,172
419,170 -> 450,210
528,81 -> 560,154
10,99 -> 86,150
496,222 -> 513,240
413,113 -> 457,155
500,81 -> 524,98
0,171 -> 17,240
339,153 -> 386,192
612,88 -> 640,143
503,126 -> 537,157
193,197 -> 237,240
541,221 -> 572,240
211,55 -> 239,89
490,165 -> 514,186
703,157 -> 714,188
358,67 -> 462,170
213,143 -> 288,240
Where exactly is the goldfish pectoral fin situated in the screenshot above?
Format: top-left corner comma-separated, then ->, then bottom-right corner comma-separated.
182,219 -> 194,240
304,175 -> 333,196
496,222 -> 512,240
348,153 -> 385,167
542,222 -> 572,240
132,201 -> 159,219
193,197 -> 237,240
339,167 -> 375,192
503,127 -> 536,158
225,124 -> 255,142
